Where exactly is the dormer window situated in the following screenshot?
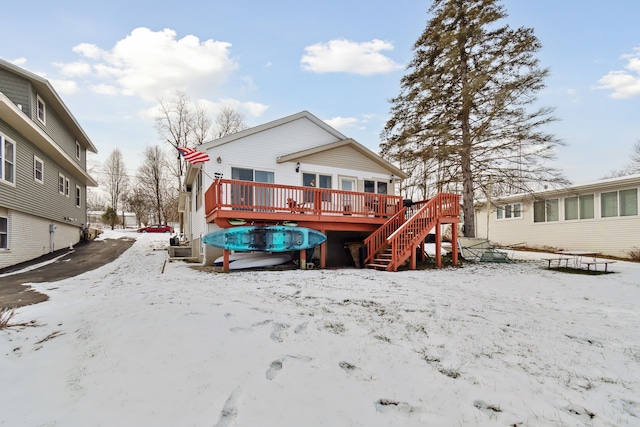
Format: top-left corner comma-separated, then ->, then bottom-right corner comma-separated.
36,95 -> 46,124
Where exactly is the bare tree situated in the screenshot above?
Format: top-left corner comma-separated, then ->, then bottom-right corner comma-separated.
103,149 -> 129,229
213,105 -> 248,138
155,91 -> 212,181
124,187 -> 150,228
137,146 -> 172,224
602,139 -> 640,178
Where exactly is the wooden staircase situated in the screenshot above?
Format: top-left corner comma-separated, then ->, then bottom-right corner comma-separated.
363,193 -> 460,271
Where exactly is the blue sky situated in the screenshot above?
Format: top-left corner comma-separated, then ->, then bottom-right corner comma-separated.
2,0 -> 639,184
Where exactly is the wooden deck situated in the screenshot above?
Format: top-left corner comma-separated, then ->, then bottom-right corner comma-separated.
205,179 -> 404,231
204,179 -> 459,271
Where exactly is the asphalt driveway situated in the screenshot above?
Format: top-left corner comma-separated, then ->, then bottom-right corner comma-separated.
0,236 -> 136,309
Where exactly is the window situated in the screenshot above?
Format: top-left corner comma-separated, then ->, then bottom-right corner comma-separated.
34,156 -> 44,183
195,170 -> 203,210
1,136 -> 16,184
533,199 -> 559,222
0,217 -> 7,249
59,173 -> 65,194
75,141 -> 81,160
65,177 -> 70,197
496,203 -> 521,219
620,189 -> 638,216
602,189 -> 638,218
565,194 -> 595,220
230,167 -> 275,208
303,172 -> 331,202
75,185 -> 81,208
579,195 -> 595,219
364,180 -> 388,195
601,191 -> 618,218
36,95 -> 46,124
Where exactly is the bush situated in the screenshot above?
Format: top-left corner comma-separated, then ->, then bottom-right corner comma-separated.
628,247 -> 640,262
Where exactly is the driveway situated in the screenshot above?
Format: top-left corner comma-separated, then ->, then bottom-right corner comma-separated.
0,236 -> 136,309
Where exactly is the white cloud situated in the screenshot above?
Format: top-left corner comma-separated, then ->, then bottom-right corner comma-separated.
301,39 -> 403,75
66,27 -> 239,101
48,79 -> 80,96
53,61 -> 91,77
596,47 -> 640,99
242,101 -> 268,117
90,83 -> 120,96
9,57 -> 27,66
324,116 -> 359,130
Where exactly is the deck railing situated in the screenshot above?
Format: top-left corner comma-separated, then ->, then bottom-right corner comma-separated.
204,179 -> 404,218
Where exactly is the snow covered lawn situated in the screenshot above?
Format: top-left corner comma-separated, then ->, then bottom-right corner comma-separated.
2,231 -> 639,426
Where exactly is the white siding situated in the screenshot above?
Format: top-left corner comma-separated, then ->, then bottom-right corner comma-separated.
476,192 -> 640,258
0,209 -> 80,269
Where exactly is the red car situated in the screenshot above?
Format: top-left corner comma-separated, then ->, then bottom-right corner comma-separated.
137,224 -> 174,233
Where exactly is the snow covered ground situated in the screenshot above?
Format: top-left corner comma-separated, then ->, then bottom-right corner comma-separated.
1,230 -> 639,426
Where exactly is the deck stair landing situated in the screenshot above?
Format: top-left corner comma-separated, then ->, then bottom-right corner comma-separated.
363,193 -> 459,271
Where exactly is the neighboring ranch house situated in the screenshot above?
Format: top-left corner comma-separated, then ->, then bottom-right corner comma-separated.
0,59 -> 97,270
180,111 -> 460,270
474,174 -> 640,259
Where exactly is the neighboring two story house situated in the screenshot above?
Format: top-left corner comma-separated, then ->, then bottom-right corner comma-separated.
0,59 -> 97,269
181,111 -> 460,270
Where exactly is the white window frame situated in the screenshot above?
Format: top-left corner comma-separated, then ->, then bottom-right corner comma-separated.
34,155 -> 44,184
0,216 -> 7,249
601,189 -> 638,218
36,94 -> 46,124
59,173 -> 66,195
75,185 -> 81,208
496,203 -> 522,220
65,177 -> 70,197
75,141 -> 81,160
0,135 -> 16,185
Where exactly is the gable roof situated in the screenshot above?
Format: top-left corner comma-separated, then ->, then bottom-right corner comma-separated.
0,58 -> 97,154
199,110 -> 408,179
200,110 -> 347,150
277,138 -> 409,179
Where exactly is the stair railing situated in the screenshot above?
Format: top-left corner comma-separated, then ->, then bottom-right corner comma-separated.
362,207 -> 407,265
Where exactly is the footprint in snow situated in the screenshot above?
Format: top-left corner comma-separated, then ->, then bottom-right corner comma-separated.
375,399 -> 421,416
270,323 -> 290,342
339,361 -> 375,381
266,355 -> 313,380
266,359 -> 283,380
214,389 -> 240,427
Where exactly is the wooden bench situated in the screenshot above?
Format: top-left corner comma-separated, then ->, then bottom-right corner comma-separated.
583,260 -> 616,272
542,257 -> 570,268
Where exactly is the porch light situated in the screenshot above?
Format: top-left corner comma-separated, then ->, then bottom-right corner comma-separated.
296,162 -> 301,173
390,174 -> 394,183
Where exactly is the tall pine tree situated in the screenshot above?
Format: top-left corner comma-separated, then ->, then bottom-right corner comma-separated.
381,0 -> 566,237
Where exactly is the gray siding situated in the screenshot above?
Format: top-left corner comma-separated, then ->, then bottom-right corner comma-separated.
0,119 -> 86,227
0,68 -> 31,116
29,88 -> 84,167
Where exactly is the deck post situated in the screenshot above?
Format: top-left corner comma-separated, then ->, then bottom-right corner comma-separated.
435,221 -> 442,268
320,242 -> 326,269
451,222 -> 459,266
300,249 -> 307,269
223,249 -> 230,272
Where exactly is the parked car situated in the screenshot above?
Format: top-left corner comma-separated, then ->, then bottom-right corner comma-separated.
137,224 -> 174,233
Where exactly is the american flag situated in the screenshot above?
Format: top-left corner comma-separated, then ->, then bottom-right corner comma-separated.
177,146 -> 210,164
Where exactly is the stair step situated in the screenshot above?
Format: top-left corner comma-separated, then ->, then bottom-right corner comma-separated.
366,263 -> 390,269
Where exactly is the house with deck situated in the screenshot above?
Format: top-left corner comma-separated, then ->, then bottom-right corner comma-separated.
180,111 -> 459,271
0,59 -> 97,269
474,174 -> 640,259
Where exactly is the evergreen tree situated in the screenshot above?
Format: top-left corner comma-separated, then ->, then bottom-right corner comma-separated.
381,0 -> 567,237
